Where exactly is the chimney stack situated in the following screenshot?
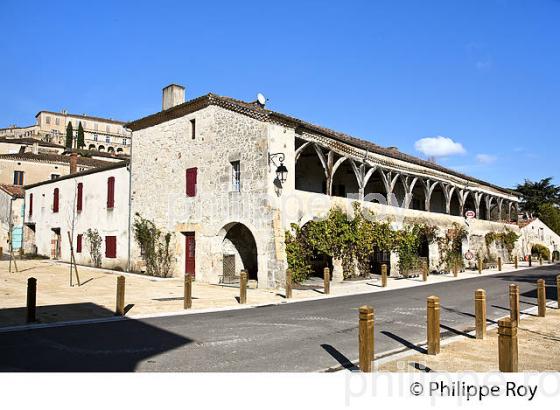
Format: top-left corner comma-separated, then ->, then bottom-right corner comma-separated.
162,84 -> 185,111
70,152 -> 78,174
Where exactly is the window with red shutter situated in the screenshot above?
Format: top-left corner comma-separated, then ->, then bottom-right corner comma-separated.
105,236 -> 117,258
53,188 -> 59,213
76,234 -> 83,253
77,183 -> 83,212
107,177 -> 115,209
28,193 -> 33,217
186,167 -> 197,197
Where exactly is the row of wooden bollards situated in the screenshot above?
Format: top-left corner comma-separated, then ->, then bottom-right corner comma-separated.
24,270 -> 254,322
357,276 -> 559,372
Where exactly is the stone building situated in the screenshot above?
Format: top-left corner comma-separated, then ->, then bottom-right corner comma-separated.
0,138 -> 64,155
1,110 -> 132,154
519,218 -> 560,261
23,161 -> 130,269
125,84 -> 523,288
0,152 -> 114,186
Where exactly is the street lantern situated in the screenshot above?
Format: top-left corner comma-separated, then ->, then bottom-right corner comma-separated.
275,162 -> 288,184
268,152 -> 287,184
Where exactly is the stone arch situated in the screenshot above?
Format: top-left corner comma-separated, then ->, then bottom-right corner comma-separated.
107,146 -> 115,153
463,191 -> 476,217
331,157 -> 358,198
88,144 -> 96,150
410,179 -> 427,211
429,183 -> 446,214
116,148 -> 123,153
479,195 -> 489,220
449,188 -> 461,216
98,145 -> 105,152
219,222 -> 258,281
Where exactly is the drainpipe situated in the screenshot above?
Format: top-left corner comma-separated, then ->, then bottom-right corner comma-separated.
124,127 -> 133,272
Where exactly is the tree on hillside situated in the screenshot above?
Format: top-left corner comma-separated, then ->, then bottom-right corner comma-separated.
65,122 -> 74,149
516,177 -> 560,217
77,122 -> 85,149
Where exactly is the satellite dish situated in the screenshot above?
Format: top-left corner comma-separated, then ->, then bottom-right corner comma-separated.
256,93 -> 266,106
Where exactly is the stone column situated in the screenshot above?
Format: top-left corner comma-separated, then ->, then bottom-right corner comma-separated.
332,258 -> 344,283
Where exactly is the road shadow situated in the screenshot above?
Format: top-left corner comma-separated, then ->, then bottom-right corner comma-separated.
0,305 -> 192,371
440,323 -> 475,339
491,304 -> 538,317
381,330 -> 427,354
411,362 -> 432,372
321,344 -> 359,371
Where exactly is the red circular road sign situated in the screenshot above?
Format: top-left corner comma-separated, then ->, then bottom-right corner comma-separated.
465,251 -> 474,260
465,210 -> 476,219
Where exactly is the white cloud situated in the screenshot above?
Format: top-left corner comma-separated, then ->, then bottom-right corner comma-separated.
414,136 -> 466,157
475,153 -> 497,165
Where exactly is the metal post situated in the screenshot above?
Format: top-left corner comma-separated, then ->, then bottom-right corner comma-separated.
498,317 -> 518,372
498,257 -> 502,271
116,275 -> 125,316
475,289 -> 486,339
323,267 -> 330,295
381,264 -> 388,287
427,296 -> 440,355
26,277 -> 37,323
509,284 -> 520,324
537,279 -> 546,317
359,305 -> 374,372
240,270 -> 248,304
285,269 -> 292,299
184,273 -> 192,309
528,256 -> 532,267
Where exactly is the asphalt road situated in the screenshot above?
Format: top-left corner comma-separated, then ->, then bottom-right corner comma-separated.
1,265 -> 558,372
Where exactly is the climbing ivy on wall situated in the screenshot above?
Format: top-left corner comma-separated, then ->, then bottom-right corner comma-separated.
133,213 -> 174,278
85,228 -> 102,268
436,223 -> 468,272
284,203 -> 439,283
485,229 -> 520,258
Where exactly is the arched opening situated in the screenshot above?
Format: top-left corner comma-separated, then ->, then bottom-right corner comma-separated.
221,222 -> 258,281
331,158 -> 358,199
410,181 -> 426,211
553,250 -> 559,262
363,168 -> 388,204
116,148 -> 123,153
463,192 -> 476,217
295,140 -> 326,194
88,144 -> 96,150
430,185 -> 446,213
392,176 -> 407,207
449,189 -> 461,216
479,197 -> 488,220
107,146 -> 115,153
98,145 -> 105,152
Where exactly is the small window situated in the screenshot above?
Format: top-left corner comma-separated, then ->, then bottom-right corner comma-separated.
107,177 -> 115,209
231,161 -> 240,192
186,168 -> 197,197
50,174 -> 60,180
76,234 -> 83,253
55,118 -> 60,126
46,116 -> 51,125
190,119 -> 196,140
105,236 -> 117,258
77,182 -> 83,212
13,171 -> 24,185
122,138 -> 127,145
53,188 -> 59,213
106,136 -> 110,143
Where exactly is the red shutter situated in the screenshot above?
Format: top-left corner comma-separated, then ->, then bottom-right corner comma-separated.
105,236 -> 117,258
76,234 -> 82,253
107,177 -> 115,209
186,168 -> 197,197
53,188 -> 59,213
29,193 -> 33,217
77,183 -> 83,212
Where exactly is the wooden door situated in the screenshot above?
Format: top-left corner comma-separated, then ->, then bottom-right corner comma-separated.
185,233 -> 196,277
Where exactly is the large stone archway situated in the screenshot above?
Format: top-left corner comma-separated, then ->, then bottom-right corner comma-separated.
219,222 -> 258,281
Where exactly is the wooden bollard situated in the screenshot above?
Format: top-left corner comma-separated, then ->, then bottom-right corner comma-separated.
514,256 -> 518,269
358,305 -> 374,372
116,275 -> 126,316
381,264 -> 388,287
537,279 -> 546,317
474,289 -> 486,339
240,270 -> 248,304
452,262 -> 458,278
427,296 -> 440,355
509,284 -> 520,324
285,269 -> 292,299
422,261 -> 428,282
557,275 -> 560,309
528,256 -> 532,267
26,277 -> 37,323
498,317 -> 518,372
184,273 -> 192,309
498,257 -> 502,271
539,257 -> 543,266
323,267 -> 330,295
478,257 -> 482,274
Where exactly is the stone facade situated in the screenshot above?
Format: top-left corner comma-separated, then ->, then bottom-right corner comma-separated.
127,88 -> 524,289
519,218 -> 560,260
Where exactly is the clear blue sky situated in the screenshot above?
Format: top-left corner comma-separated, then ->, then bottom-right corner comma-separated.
1,0 -> 558,189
